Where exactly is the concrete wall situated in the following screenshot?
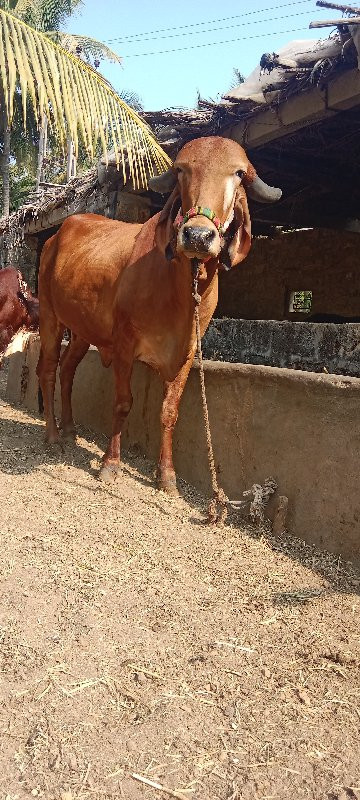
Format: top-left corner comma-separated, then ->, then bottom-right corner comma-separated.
203,318 -> 360,376
6,336 -> 360,563
218,228 -> 360,320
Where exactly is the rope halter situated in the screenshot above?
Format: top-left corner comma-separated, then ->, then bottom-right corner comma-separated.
174,205 -> 227,238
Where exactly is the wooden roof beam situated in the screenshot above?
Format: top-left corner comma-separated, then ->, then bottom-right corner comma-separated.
310,15 -> 360,27
251,209 -> 360,230
316,1 -> 360,13
226,69 -> 360,149
254,150 -> 360,188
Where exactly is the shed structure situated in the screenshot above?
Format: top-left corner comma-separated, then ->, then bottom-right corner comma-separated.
2,16 -> 360,375
3,7 -> 360,559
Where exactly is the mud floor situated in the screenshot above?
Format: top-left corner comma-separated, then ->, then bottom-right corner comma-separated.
0,364 -> 359,800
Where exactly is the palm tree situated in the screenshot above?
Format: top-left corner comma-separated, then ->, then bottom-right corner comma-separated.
0,3 -> 170,216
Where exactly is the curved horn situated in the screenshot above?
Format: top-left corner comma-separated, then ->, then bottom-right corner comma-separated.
246,175 -> 282,204
148,169 -> 177,194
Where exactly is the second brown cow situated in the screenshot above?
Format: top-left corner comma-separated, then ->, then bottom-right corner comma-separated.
0,267 -> 39,359
37,136 -> 281,492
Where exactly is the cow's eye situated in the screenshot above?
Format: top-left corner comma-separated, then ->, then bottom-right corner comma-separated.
236,169 -> 245,179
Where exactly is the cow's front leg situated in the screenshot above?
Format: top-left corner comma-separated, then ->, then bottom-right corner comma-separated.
157,351 -> 195,495
99,349 -> 134,483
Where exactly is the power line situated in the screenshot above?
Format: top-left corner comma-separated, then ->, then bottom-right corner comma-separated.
107,11 -> 312,46
105,0 -> 315,42
122,26 -> 313,58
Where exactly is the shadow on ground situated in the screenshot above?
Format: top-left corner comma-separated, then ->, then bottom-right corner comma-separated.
1,395 -> 360,602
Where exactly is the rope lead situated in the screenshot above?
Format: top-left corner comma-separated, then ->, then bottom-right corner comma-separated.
191,258 -> 228,525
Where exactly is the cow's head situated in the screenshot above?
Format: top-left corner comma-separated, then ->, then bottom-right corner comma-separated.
149,136 -> 281,269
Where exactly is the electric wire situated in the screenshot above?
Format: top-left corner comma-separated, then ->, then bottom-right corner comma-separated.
105,0 -> 317,42
122,26 -> 318,58
106,10 -> 313,46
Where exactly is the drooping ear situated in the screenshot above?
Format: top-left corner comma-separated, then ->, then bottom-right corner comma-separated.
220,189 -> 252,270
154,185 -> 181,261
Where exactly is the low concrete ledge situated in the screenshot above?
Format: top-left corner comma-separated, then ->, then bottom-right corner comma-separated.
6,335 -> 360,562
203,318 -> 360,377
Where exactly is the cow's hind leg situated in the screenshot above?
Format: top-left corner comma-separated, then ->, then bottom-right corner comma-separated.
59,334 -> 89,440
157,352 -> 195,495
99,340 -> 134,483
37,312 -> 64,444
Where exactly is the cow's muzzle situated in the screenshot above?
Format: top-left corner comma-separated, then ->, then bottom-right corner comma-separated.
182,225 -> 216,251
175,205 -> 224,260
178,222 -> 221,260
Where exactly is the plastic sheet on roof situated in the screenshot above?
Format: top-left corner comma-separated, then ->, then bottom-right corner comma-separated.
223,36 -> 341,104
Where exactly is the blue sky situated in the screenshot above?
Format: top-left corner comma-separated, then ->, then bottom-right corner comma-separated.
66,0 -> 334,110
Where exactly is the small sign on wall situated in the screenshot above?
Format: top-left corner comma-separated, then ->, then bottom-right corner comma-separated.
288,290 -> 313,314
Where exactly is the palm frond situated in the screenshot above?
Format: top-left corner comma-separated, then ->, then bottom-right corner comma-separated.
0,8 -> 171,186
55,32 -> 122,64
38,0 -> 83,31
118,89 -> 143,113
0,1 -> 19,10
13,0 -> 83,32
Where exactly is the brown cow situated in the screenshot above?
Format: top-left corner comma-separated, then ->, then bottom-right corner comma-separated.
0,267 -> 39,359
37,137 -> 281,491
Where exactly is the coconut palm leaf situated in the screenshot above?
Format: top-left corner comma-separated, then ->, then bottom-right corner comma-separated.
0,8 -> 171,187
118,89 -> 143,113
10,0 -> 84,32
53,32 -> 122,64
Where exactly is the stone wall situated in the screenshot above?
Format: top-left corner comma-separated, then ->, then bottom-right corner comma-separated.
203,318 -> 360,376
218,228 -> 360,320
6,336 -> 360,563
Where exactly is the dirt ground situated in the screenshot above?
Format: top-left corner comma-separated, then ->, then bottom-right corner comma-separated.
0,364 -> 360,800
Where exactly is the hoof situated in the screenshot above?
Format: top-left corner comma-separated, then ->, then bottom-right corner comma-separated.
45,432 -> 61,447
160,483 -> 179,497
61,428 -> 77,442
45,437 -> 64,454
99,463 -> 120,483
156,471 -> 179,496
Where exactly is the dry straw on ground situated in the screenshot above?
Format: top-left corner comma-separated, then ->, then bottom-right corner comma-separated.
0,364 -> 359,799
